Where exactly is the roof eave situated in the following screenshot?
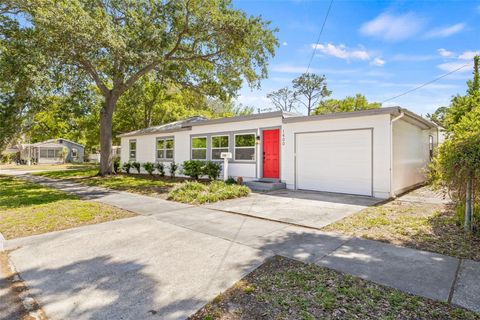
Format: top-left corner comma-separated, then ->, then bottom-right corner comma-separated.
117,126 -> 192,138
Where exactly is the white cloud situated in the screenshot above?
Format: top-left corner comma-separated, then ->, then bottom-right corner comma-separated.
459,50 -> 480,60
437,62 -> 473,73
360,13 -> 424,42
282,41 -> 288,46
312,43 -> 370,61
425,23 -> 465,38
370,57 -> 385,67
438,48 -> 454,58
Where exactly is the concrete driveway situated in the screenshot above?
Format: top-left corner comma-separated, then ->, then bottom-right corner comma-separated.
205,189 -> 382,228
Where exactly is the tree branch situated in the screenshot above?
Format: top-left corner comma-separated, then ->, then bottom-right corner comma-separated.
77,58 -> 110,97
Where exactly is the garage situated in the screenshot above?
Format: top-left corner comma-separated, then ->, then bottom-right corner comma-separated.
295,129 -> 373,196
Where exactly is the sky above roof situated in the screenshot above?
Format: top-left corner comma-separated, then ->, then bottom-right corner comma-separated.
233,0 -> 480,116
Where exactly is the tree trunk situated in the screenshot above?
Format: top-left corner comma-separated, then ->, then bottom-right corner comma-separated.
99,95 -> 117,175
465,175 -> 473,231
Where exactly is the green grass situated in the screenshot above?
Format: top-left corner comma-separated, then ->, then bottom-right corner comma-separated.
35,168 -> 251,204
167,181 -> 250,204
191,256 -> 480,320
323,189 -> 480,261
0,176 -> 135,239
0,163 -> 95,171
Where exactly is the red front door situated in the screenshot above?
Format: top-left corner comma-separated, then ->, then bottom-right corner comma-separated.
262,129 -> 280,179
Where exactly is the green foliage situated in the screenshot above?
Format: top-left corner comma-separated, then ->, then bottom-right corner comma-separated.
182,160 -> 205,180
142,162 -> 155,176
225,177 -> 237,185
430,56 -> 480,222
426,106 -> 448,127
204,161 -> 222,180
169,162 -> 178,179
131,162 -> 141,174
314,94 -> 381,115
292,73 -> 332,115
113,158 -> 120,174
155,162 -> 165,177
122,162 -> 132,174
455,203 -> 480,233
5,0 -> 278,173
167,181 -> 250,204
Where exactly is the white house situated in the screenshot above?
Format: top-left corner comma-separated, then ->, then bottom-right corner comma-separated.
119,107 -> 440,199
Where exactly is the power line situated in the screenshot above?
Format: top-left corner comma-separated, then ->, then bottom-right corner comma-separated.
306,0 -> 334,74
381,62 -> 473,103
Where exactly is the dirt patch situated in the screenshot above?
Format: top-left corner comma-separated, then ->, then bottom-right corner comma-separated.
190,256 -> 479,320
0,251 -> 47,320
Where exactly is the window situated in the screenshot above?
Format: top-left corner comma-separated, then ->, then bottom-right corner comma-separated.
211,135 -> 229,160
129,140 -> 136,160
39,148 -> 62,158
191,137 -> 207,160
235,134 -> 256,161
72,148 -> 78,158
156,138 -> 174,160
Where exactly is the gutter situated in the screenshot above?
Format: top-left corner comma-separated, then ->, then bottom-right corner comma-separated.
390,110 -> 405,198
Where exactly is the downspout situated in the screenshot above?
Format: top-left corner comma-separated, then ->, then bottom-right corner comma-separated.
390,111 -> 405,198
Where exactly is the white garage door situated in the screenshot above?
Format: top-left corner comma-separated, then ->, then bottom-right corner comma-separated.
296,129 -> 372,196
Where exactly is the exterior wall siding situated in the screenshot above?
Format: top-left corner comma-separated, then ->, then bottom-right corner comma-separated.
392,119 -> 436,195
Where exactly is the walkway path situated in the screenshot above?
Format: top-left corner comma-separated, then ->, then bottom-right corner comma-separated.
3,174 -> 479,319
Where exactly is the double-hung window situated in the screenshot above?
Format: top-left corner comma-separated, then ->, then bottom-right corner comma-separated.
211,135 -> 229,160
129,140 -> 136,160
156,138 -> 174,160
191,137 -> 207,160
235,134 -> 256,161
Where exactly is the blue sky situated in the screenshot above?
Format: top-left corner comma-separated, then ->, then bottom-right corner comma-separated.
233,0 -> 480,116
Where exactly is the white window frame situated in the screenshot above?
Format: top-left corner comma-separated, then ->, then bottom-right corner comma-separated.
234,133 -> 256,162
156,137 -> 174,161
129,139 -> 137,160
71,148 -> 78,158
191,136 -> 207,160
211,135 -> 229,161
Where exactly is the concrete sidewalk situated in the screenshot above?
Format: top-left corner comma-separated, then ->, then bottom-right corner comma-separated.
4,174 -> 480,318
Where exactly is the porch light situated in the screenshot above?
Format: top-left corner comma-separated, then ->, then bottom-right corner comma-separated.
256,135 -> 261,144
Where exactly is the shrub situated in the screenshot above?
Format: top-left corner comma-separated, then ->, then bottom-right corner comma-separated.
455,203 -> 480,234
182,160 -> 204,180
143,162 -> 155,175
169,162 -> 178,179
122,162 -> 132,174
204,161 -> 222,180
156,162 -> 165,177
225,177 -> 237,185
131,161 -> 141,174
113,158 -> 121,173
167,181 -> 250,204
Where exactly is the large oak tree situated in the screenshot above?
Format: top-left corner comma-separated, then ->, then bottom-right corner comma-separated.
3,0 -> 278,174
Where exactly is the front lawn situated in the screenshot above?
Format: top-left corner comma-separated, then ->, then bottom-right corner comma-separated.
35,168 -> 250,204
191,255 -> 478,320
0,176 -> 135,239
0,163 -> 95,171
323,187 -> 480,261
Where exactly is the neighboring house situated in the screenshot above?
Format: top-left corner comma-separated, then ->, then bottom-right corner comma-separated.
118,107 -> 440,199
20,139 -> 85,164
88,146 -> 121,163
